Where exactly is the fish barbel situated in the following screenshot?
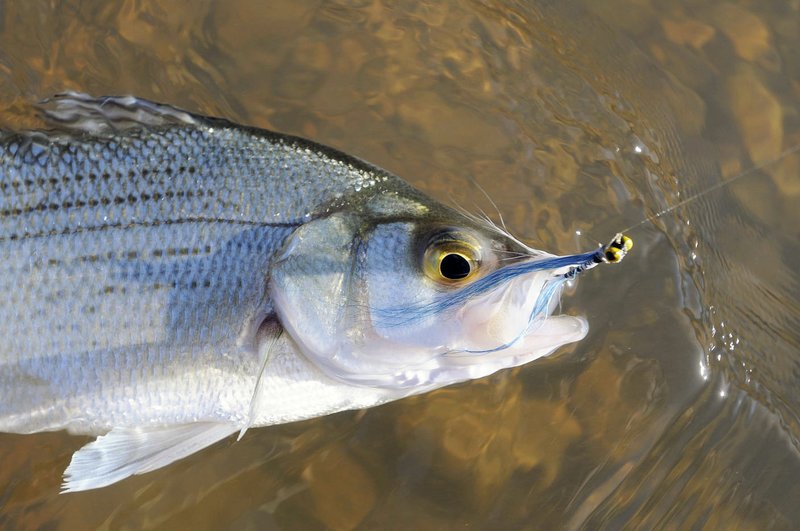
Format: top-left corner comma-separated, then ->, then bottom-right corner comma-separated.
0,93 -> 629,492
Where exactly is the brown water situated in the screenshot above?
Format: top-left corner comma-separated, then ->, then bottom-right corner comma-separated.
0,0 -> 798,529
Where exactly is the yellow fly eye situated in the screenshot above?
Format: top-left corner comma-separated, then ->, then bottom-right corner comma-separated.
424,240 -> 481,284
603,234 -> 633,263
604,247 -> 624,263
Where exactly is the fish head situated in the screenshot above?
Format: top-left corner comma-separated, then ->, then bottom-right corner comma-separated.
269,193 -> 589,396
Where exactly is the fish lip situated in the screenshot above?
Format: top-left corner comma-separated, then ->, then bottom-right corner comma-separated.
443,313 -> 589,359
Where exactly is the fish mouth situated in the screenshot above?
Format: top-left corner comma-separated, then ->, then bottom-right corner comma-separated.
418,236 -> 633,383
366,267 -> 590,392
443,259 -> 589,360
359,252 -> 596,391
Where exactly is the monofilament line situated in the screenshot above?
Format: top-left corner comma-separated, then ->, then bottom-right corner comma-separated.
618,143 -> 800,234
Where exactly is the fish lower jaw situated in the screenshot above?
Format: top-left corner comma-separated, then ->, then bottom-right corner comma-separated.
447,314 -> 588,366
325,314 -> 588,394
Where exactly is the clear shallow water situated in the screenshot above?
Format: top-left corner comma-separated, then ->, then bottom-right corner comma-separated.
0,0 -> 798,529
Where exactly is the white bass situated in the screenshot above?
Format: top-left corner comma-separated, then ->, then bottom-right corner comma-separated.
0,93 -> 630,492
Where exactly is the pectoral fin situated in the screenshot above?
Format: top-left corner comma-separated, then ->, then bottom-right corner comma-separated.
62,422 -> 238,493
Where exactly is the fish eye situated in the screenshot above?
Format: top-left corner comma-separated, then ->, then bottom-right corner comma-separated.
440,253 -> 472,280
423,232 -> 481,284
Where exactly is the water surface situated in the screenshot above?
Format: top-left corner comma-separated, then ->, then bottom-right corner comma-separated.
0,0 -> 798,529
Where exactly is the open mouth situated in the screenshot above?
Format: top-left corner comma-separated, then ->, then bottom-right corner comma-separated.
446,233 -> 633,360
448,267 -> 586,357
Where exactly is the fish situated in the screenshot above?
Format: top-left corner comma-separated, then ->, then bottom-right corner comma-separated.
0,93 -> 629,492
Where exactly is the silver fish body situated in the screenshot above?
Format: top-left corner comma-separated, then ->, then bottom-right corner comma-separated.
0,97 -> 415,435
0,94 -> 610,491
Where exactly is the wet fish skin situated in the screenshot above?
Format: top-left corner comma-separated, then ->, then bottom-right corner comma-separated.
0,94 -> 594,491
0,96 -> 421,435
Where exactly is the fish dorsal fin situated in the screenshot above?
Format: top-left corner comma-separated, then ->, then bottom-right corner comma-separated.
38,92 -> 203,135
61,422 -> 238,493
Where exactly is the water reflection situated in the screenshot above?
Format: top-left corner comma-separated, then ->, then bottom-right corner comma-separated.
0,0 -> 798,528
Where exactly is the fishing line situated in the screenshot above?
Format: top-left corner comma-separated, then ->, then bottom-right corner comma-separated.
616,143 -> 800,235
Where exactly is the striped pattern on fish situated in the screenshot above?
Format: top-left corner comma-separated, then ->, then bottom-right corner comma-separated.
0,95 -> 406,435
